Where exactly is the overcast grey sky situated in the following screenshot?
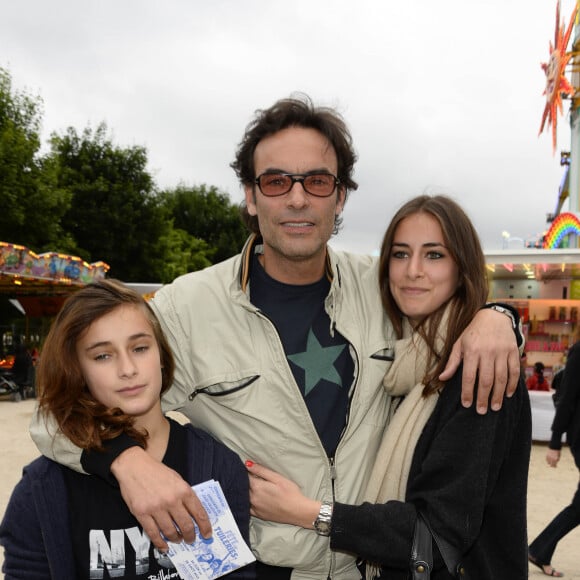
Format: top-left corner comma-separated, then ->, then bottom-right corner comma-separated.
1,0 -> 576,255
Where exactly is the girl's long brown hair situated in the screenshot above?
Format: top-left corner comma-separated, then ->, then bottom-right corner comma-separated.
37,279 -> 175,451
378,195 -> 489,395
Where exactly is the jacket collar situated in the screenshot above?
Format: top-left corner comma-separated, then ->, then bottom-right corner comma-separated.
239,233 -> 337,292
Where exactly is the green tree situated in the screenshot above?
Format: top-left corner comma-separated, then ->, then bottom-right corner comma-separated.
0,67 -> 72,251
151,227 -> 212,282
161,184 -> 248,264
47,123 -> 199,282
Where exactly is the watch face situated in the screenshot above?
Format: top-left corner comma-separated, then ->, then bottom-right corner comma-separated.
315,520 -> 331,535
314,501 -> 333,536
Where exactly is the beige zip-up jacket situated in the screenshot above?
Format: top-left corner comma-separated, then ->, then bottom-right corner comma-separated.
31,235 -> 396,579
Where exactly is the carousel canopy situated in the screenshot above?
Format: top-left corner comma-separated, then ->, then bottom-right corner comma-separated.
0,241 -> 110,317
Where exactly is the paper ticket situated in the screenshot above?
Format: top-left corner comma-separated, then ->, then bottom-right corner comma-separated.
166,480 -> 255,579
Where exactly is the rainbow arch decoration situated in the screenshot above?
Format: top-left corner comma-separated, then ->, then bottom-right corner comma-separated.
543,212 -> 580,248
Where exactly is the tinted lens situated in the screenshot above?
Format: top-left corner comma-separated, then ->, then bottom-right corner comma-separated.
256,173 -> 337,196
258,174 -> 292,195
303,174 -> 336,196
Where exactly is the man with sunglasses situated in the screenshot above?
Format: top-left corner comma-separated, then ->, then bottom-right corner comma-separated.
31,94 -> 522,579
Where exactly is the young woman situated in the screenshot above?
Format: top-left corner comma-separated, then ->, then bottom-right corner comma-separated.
246,195 -> 531,579
0,279 -> 255,579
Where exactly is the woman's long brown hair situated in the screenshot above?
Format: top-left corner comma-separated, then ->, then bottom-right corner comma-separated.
36,279 -> 174,451
378,195 -> 489,395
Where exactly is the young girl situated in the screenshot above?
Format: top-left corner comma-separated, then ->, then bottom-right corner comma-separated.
0,279 -> 255,579
246,195 -> 531,579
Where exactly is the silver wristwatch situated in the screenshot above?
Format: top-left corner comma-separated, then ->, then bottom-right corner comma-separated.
486,304 -> 517,329
313,500 -> 333,536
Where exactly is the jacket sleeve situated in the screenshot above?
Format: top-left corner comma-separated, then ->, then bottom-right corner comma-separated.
0,466 -> 51,579
29,396 -> 142,483
331,376 -> 529,572
550,342 -> 580,449
29,407 -> 86,474
210,441 -> 256,579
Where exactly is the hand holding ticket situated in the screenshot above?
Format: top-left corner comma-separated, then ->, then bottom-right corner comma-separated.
165,480 -> 255,579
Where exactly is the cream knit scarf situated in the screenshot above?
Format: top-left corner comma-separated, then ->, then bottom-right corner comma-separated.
365,309 -> 449,579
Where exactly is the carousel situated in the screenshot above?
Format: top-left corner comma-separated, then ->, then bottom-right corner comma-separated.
0,240 -> 109,364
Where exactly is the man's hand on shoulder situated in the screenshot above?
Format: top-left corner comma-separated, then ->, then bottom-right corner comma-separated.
439,307 -> 521,414
111,446 -> 211,551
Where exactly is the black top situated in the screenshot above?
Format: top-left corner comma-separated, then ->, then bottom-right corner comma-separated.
0,420 -> 255,579
64,419 -> 186,578
330,369 -> 531,580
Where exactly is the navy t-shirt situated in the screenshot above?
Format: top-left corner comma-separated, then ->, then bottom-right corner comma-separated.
250,253 -> 354,456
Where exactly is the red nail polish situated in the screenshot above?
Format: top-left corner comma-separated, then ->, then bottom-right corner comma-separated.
245,460 -> 254,467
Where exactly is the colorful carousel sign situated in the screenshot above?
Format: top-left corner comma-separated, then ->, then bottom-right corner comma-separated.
0,241 -> 109,317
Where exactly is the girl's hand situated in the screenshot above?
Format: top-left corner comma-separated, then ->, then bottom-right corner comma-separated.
245,460 -> 321,529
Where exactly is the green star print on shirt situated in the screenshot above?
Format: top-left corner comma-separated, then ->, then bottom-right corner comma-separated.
287,328 -> 347,395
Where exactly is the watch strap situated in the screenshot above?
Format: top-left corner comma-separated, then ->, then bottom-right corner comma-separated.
313,500 -> 333,536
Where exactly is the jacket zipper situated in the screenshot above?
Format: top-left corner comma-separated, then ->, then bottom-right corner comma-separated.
327,456 -> 337,579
